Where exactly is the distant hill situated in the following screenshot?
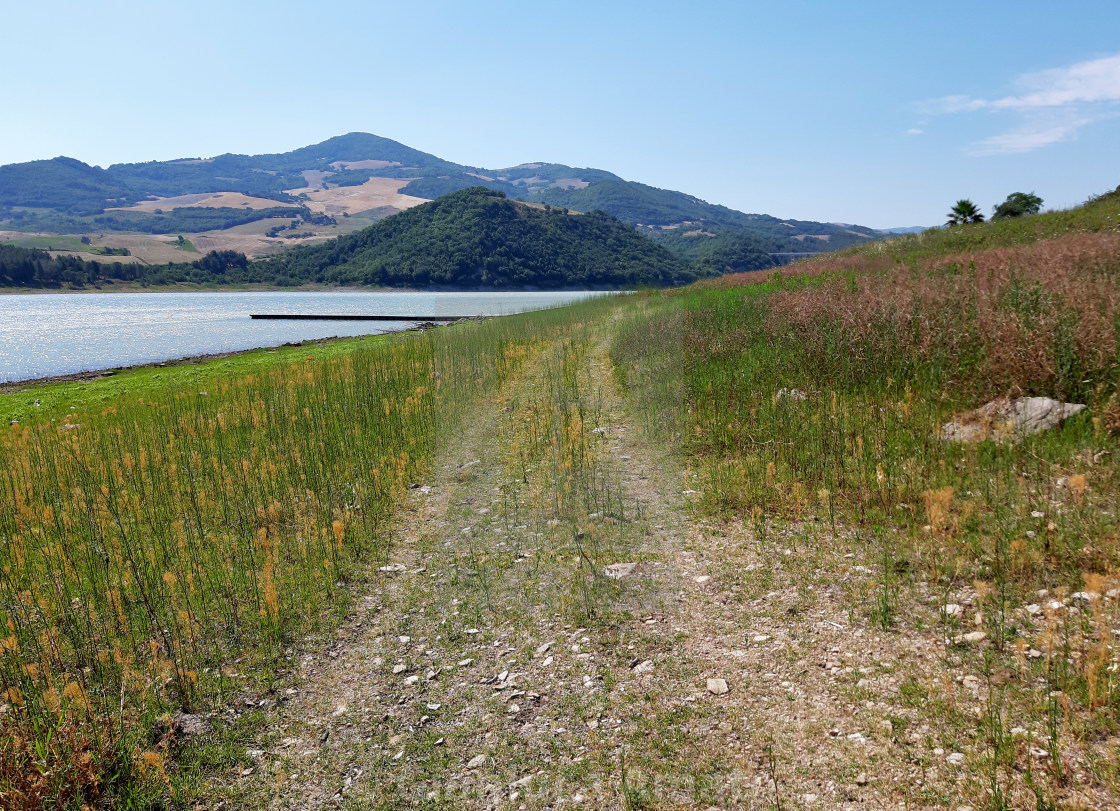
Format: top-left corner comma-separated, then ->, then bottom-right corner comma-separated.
880,225 -> 934,234
0,132 -> 886,271
258,187 -> 696,288
0,188 -> 697,290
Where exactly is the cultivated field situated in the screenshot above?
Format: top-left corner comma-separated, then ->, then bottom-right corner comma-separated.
287,177 -> 430,217
108,193 -> 301,214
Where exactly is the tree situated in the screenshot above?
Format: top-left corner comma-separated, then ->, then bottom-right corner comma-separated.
992,191 -> 1043,220
946,199 -> 984,226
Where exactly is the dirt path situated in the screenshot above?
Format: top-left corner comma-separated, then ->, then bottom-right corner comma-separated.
230,322 -> 969,809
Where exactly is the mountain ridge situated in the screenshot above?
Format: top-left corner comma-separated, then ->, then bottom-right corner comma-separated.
0,132 -> 884,270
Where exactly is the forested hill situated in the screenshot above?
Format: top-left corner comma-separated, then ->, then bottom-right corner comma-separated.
258,188 -> 697,288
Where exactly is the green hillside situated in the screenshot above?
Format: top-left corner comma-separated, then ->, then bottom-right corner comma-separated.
0,133 -> 885,276
259,187 -> 696,288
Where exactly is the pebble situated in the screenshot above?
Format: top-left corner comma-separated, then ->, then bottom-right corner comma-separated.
695,575 -> 711,584
466,754 -> 487,770
947,752 -> 965,765
392,664 -> 408,674
405,675 -> 420,685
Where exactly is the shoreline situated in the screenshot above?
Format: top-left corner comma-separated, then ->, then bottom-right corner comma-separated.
0,283 -> 625,296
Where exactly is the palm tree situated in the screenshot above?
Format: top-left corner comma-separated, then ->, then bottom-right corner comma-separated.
946,199 -> 985,226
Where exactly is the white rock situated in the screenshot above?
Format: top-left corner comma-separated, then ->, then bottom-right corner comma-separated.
947,752 -> 966,765
605,562 -> 639,579
940,397 -> 1086,443
944,604 -> 964,617
776,388 -> 808,402
706,678 -> 729,695
695,575 -> 711,584
633,660 -> 654,674
466,754 -> 487,770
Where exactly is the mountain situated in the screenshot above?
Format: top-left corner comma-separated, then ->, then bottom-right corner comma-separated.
881,225 -> 933,234
0,132 -> 885,270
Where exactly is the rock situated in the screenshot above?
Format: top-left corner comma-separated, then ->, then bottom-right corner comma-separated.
695,575 -> 711,584
943,604 -> 963,617
405,675 -> 420,685
605,562 -> 639,579
632,660 -> 654,674
947,752 -> 966,765
940,397 -> 1086,443
776,388 -> 808,402
855,773 -> 868,786
706,678 -> 729,695
535,642 -> 552,657
171,712 -> 212,740
379,564 -> 407,573
952,631 -> 987,645
392,664 -> 408,674
752,634 -> 771,643
466,754 -> 487,770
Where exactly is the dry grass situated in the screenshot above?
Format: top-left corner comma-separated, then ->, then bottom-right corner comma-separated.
108,193 -> 299,214
287,177 -> 429,217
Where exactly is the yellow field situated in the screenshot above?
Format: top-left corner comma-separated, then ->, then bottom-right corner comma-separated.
287,177 -> 430,217
108,192 -> 300,214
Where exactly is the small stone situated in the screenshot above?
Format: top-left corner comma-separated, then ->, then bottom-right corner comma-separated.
943,604 -> 963,617
605,562 -> 639,579
695,575 -> 711,584
947,752 -> 965,765
458,658 -> 474,667
392,664 -> 408,674
535,642 -> 552,656
856,679 -> 871,689
633,660 -> 654,674
466,754 -> 487,770
855,773 -> 868,786
752,634 -> 771,643
706,678 -> 729,695
398,635 -> 411,644
1027,649 -> 1043,659
953,631 -> 987,645
332,705 -> 347,717
405,675 -> 419,685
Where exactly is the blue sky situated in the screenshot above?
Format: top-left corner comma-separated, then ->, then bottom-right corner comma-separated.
2,0 -> 1118,228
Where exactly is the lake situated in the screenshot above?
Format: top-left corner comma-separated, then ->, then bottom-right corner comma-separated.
0,290 -> 602,383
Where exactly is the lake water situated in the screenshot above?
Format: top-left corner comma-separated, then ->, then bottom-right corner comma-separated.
0,290 -> 602,383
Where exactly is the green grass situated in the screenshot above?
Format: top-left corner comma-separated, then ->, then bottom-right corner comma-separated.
610,188 -> 1120,806
1,235 -> 91,252
0,335 -> 392,426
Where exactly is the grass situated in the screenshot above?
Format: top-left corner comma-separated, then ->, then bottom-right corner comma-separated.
612,190 -> 1120,807
0,302 -> 623,807
3,186 -> 1120,807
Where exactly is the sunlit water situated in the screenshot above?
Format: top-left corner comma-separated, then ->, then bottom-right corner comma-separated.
0,290 -> 604,383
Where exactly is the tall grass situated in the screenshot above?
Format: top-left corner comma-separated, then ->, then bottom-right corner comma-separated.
0,297 -> 617,806
612,206 -> 1120,803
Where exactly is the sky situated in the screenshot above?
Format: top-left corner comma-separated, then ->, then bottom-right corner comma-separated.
1,0 -> 1118,228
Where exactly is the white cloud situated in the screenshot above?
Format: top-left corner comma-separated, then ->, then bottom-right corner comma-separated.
918,53 -> 1120,155
967,119 -> 1091,156
906,128 -> 923,135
